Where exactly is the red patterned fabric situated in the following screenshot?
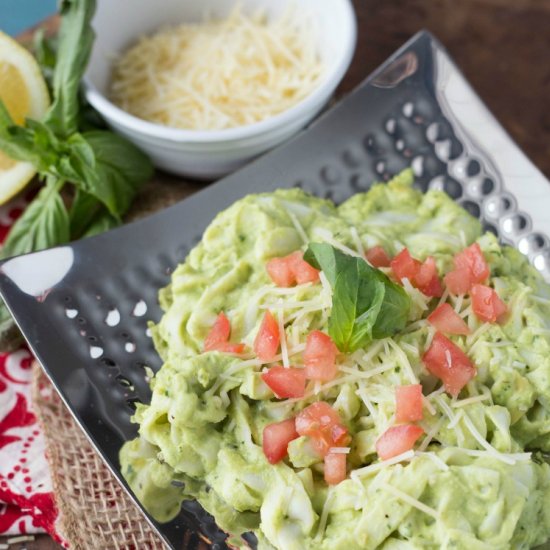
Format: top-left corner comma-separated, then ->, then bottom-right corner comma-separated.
0,191 -> 68,545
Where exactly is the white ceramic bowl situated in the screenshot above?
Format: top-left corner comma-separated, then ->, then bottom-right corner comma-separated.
84,0 -> 357,179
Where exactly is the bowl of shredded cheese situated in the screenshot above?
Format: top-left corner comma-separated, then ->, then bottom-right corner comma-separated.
84,0 -> 357,179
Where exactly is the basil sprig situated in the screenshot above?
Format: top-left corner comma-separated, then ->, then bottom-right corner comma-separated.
0,0 -> 153,349
304,243 -> 411,352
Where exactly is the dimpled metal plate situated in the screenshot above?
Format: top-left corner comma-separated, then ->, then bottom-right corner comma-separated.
0,32 -> 549,550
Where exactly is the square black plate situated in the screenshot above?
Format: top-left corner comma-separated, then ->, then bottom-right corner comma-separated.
1,31 -> 549,549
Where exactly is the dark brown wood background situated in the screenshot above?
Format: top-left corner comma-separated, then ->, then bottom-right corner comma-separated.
3,0 -> 550,548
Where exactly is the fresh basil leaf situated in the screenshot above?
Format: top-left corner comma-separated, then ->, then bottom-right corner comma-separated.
0,0 -> 152,353
32,30 -> 57,93
33,30 -> 57,70
0,106 -> 68,170
371,270 -> 411,339
69,189 -> 119,239
78,130 -> 153,216
303,243 -> 338,285
53,130 -> 151,218
0,100 -> 41,164
24,119 -> 65,169
304,243 -> 411,352
1,178 -> 70,259
330,259 -> 386,352
43,0 -> 96,137
84,130 -> 153,187
69,189 -> 102,238
81,210 -> 119,238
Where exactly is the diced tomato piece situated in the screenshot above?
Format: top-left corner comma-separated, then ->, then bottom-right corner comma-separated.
215,342 -> 246,354
262,418 -> 299,464
296,402 -> 349,457
415,257 -> 443,297
366,246 -> 392,268
254,311 -> 280,362
330,424 -> 349,447
204,312 -> 245,353
261,366 -> 306,399
303,330 -> 339,381
471,284 -> 507,323
391,249 -> 442,297
204,312 -> 231,351
391,248 -> 421,283
324,453 -> 347,485
376,424 -> 425,460
395,384 -> 423,423
454,243 -> 490,284
204,314 -> 245,353
444,267 -> 474,295
288,251 -> 320,285
296,402 -> 340,435
266,251 -> 320,287
427,303 -> 471,335
266,257 -> 295,287
422,333 -> 476,396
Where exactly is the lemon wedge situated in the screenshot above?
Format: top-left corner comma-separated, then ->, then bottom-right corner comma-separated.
0,31 -> 50,205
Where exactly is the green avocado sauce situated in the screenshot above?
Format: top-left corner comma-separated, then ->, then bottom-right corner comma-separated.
120,171 -> 550,549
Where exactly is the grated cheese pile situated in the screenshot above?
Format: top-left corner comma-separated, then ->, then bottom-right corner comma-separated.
109,6 -> 324,130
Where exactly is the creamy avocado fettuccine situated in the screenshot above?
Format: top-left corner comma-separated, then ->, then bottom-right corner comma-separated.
121,171 -> 550,549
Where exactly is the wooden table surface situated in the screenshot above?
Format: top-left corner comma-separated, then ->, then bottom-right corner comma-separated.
3,0 -> 549,548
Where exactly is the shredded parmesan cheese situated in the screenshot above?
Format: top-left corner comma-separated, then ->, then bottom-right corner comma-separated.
387,338 -> 418,384
459,448 -> 532,462
110,6 -> 324,130
315,487 -> 335,540
277,301 -> 290,368
380,482 -> 440,519
452,390 -> 492,408
447,409 -> 464,429
351,450 -> 415,480
360,340 -> 386,364
414,451 -> 449,471
444,349 -> 452,369
427,386 -> 446,400
401,277 -> 429,311
356,386 -> 378,418
403,319 -> 429,333
340,363 -> 396,380
425,325 -> 436,348
437,287 -> 450,308
460,305 -> 473,319
266,285 -> 313,296
329,447 -> 351,454
349,227 -> 365,256
453,293 -> 464,314
422,395 -> 437,416
435,395 -> 465,447
313,228 -> 363,258
219,390 -> 230,408
466,322 -> 491,347
400,341 -> 420,355
282,204 -> 309,243
461,412 -> 517,465
417,417 -> 445,452
263,298 -> 328,311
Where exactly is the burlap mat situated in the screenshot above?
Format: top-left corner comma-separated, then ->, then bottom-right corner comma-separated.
31,362 -> 166,550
